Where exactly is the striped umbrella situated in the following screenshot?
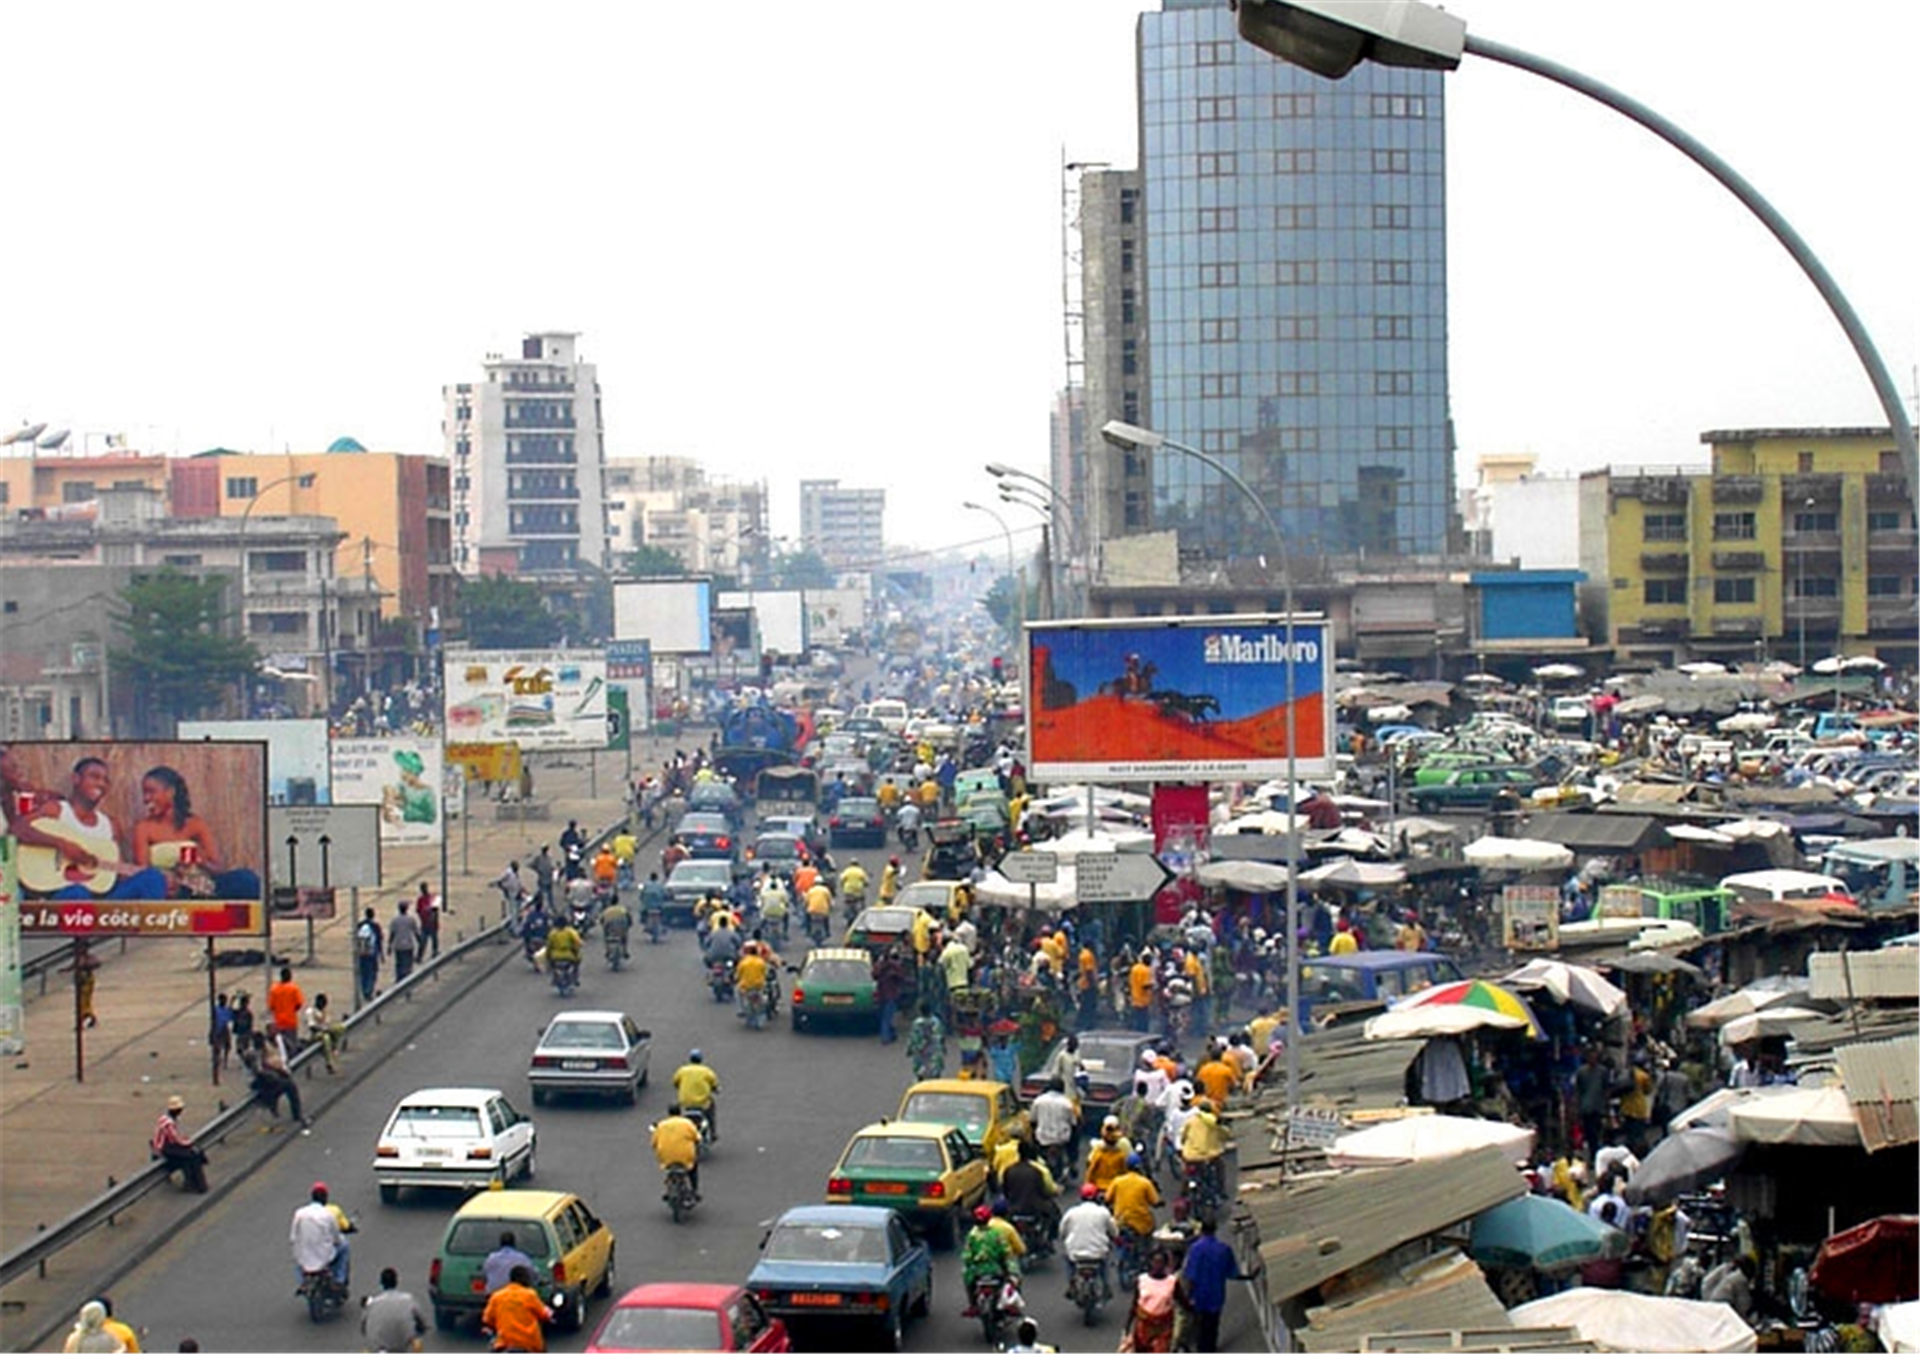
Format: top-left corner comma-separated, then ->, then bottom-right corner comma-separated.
1394,978 -> 1542,1038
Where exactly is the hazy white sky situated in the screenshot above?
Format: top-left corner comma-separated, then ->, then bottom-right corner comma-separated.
5,1 -> 1914,564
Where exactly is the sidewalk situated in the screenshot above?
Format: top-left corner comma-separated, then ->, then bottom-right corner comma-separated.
0,745 -> 663,1307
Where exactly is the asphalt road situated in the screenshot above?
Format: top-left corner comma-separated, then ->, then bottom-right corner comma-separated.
93,827 -> 1263,1354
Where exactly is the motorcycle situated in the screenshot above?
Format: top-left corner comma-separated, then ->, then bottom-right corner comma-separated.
968,1274 -> 1022,1346
550,958 -> 580,998
604,923 -> 631,971
805,912 -> 829,944
1010,1212 -> 1055,1270
841,888 -> 865,925
684,1104 -> 715,1156
1066,1257 -> 1109,1325
896,818 -> 921,851
707,958 -> 735,1004
1180,1157 -> 1226,1226
298,1267 -> 349,1323
663,1162 -> 698,1223
761,907 -> 789,948
740,981 -> 769,1031
643,903 -> 666,944
568,898 -> 596,938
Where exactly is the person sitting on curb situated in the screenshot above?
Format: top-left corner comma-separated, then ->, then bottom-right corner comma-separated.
151,1094 -> 208,1193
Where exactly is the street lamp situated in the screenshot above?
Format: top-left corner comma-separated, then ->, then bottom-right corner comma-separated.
987,461 -> 1086,613
963,500 -> 1025,633
994,489 -> 1060,621
1229,0 -> 1918,501
234,471 -> 318,715
1100,418 -> 1307,1120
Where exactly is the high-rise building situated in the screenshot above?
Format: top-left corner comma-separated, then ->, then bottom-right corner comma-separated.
604,456 -> 768,576
1074,168 -> 1149,556
1118,0 -> 1454,559
443,332 -> 610,577
799,478 -> 885,569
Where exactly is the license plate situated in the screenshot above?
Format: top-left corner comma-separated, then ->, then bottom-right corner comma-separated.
823,994 -> 855,1006
418,1147 -> 451,1159
863,1181 -> 908,1195
560,1060 -> 598,1071
790,1292 -> 843,1307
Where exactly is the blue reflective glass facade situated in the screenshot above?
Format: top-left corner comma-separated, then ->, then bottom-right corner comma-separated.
1138,2 -> 1452,556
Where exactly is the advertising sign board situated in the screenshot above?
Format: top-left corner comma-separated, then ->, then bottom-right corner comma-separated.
179,718 -> 331,804
613,577 -> 713,654
1501,885 -> 1562,951
1026,615 -> 1333,782
0,839 -> 20,1053
445,649 -> 608,750
7,740 -> 269,937
329,738 -> 444,847
269,804 -> 382,888
605,639 -> 652,681
446,741 -> 523,786
1597,884 -> 1646,920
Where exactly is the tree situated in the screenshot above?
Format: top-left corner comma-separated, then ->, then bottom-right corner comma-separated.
457,574 -> 564,649
621,545 -> 687,577
109,569 -> 258,736
982,574 -> 1025,639
771,548 -> 835,590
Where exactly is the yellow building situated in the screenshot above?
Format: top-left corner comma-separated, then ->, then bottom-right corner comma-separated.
1578,428 -> 1916,666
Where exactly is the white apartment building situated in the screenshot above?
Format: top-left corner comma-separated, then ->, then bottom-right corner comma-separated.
604,456 -> 767,577
799,478 -> 885,569
443,332 -> 610,576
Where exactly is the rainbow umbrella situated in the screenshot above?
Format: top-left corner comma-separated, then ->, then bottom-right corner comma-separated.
1393,978 -> 1542,1038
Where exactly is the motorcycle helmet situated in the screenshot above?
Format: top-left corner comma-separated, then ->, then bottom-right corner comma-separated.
973,1204 -> 992,1223
311,1182 -> 330,1200
1081,1182 -> 1101,1200
1125,1153 -> 1144,1170
689,1049 -> 704,1063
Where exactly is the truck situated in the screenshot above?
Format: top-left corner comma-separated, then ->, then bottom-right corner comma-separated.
711,700 -> 807,794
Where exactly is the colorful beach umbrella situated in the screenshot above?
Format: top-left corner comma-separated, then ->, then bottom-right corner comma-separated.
1394,978 -> 1542,1037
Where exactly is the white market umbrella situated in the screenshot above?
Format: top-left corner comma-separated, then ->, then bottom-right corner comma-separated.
1365,703 -> 1414,723
1509,1288 -> 1757,1353
1392,815 -> 1461,842
1717,818 -> 1789,841
1533,663 -> 1585,682
1461,673 -> 1506,686
1194,860 -> 1292,892
1329,1114 -> 1535,1168
1613,693 -> 1667,717
1717,711 -> 1776,733
1300,857 -> 1407,888
970,868 -> 1080,912
1463,835 -> 1575,871
1719,1006 -> 1825,1046
1685,978 -> 1811,1030
1726,1084 -> 1862,1148
1628,919 -> 1704,952
1216,809 -> 1307,836
1033,826 -> 1154,857
1502,959 -> 1628,1018
1813,654 -> 1887,675
1679,661 -> 1731,676
1670,1083 -> 1802,1133
1364,1003 -> 1531,1040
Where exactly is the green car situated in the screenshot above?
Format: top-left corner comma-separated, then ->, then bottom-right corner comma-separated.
1409,752 -> 1516,787
1408,765 -> 1542,812
790,946 -> 878,1031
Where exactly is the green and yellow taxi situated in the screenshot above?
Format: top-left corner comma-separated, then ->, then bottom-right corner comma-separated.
894,1078 -> 1029,1158
428,1188 -> 615,1334
826,1120 -> 989,1249
789,947 -> 878,1032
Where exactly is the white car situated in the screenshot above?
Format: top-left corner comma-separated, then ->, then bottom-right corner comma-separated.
528,1010 -> 651,1106
373,1087 -> 536,1203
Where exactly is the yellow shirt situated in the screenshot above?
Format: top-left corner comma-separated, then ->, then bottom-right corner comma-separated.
1105,1171 -> 1162,1235
735,953 -> 769,992
1328,930 -> 1360,955
652,1114 -> 702,1169
611,833 -> 637,862
805,883 -> 833,916
1179,1108 -> 1229,1163
987,1214 -> 1026,1257
840,864 -> 869,896
1077,948 -> 1098,992
918,780 -> 940,808
911,910 -> 935,956
879,865 -> 901,902
1086,1138 -> 1132,1191
1248,1013 -> 1282,1059
1128,962 -> 1154,1009
671,1063 -> 720,1109
103,1319 -> 141,1353
1195,1059 -> 1239,1107
878,781 -> 902,811
1184,950 -> 1208,996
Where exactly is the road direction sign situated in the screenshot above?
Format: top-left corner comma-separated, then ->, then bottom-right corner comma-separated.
1073,850 -> 1174,903
269,804 -> 382,889
999,850 -> 1060,885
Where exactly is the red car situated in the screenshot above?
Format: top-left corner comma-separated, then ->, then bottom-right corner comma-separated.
587,1282 -> 790,1352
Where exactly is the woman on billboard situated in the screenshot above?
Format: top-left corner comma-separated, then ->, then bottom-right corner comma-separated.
130,765 -> 263,900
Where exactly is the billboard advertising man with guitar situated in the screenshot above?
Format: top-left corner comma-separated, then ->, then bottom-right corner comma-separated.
5,752 -> 169,900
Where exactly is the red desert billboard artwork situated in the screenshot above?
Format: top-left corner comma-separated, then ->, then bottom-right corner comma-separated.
1026,616 -> 1333,782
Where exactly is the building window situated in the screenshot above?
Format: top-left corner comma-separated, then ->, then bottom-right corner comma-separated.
161,553 -> 204,567
1374,371 -> 1414,395
1371,204 -> 1412,230
1276,316 -> 1319,341
1272,93 -> 1316,118
1199,262 -> 1239,287
226,476 -> 259,500
1373,260 -> 1412,285
1867,509 -> 1903,531
1121,240 -> 1135,274
1199,374 -> 1241,398
61,481 -> 96,503
1275,261 -> 1318,286
1713,577 -> 1757,604
1274,205 -> 1317,229
1275,427 -> 1320,452
1797,451 -> 1816,473
1373,315 -> 1413,340
1375,426 -> 1414,451
1275,372 -> 1318,397
1197,206 -> 1238,232
1122,339 -> 1139,376
1792,510 -> 1838,533
1643,512 -> 1687,542
1199,318 -> 1239,343
1792,575 -> 1839,599
1273,149 -> 1316,174
1119,189 -> 1137,224
1882,450 -> 1903,474
1197,152 -> 1238,177
1122,391 -> 1140,423
1712,511 -> 1756,540
1868,575 -> 1906,597
1121,288 -> 1136,325
1196,39 -> 1235,65
253,550 -> 306,573
1372,149 -> 1411,174
1196,95 -> 1236,122
1370,94 -> 1428,118
1643,578 -> 1687,605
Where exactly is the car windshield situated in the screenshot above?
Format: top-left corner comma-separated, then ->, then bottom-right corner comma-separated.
895,885 -> 951,910
1076,1037 -> 1143,1074
840,799 -> 879,817
542,1021 -> 624,1050
900,1092 -> 988,1137
765,1222 -> 889,1265
446,1219 -> 552,1257
673,865 -> 731,885
593,1307 -> 724,1351
388,1105 -> 483,1139
843,1136 -> 944,1171
756,838 -> 801,858
681,815 -> 730,834
1302,964 -> 1371,1004
804,958 -> 870,984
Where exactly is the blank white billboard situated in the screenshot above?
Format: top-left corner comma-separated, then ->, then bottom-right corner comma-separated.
613,578 -> 712,654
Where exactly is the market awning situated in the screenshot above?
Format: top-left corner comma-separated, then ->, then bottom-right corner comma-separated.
1521,812 -> 1668,854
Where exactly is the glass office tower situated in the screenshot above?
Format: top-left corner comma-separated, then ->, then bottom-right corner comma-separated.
1138,0 -> 1453,558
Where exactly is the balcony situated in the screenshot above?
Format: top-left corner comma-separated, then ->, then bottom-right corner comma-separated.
1866,473 -> 1912,506
1709,550 -> 1765,572
1868,598 -> 1918,631
1712,477 -> 1764,504
1639,551 -> 1690,572
507,486 -> 580,501
505,451 -> 577,466
1710,615 -> 1763,636
1784,596 -> 1843,622
1781,473 -> 1842,504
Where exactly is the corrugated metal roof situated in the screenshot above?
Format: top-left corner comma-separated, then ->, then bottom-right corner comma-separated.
1783,1007 -> 1918,1060
1299,1249 -> 1517,1352
1251,1146 -> 1527,1304
1809,950 -> 1920,1001
1522,813 -> 1667,852
1836,1035 -> 1920,1152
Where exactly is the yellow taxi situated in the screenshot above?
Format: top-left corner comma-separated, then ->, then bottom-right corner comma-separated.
429,1188 -> 615,1334
826,1120 -> 989,1249
894,1079 -> 1029,1159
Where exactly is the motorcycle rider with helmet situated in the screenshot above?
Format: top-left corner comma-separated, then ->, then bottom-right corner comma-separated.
671,1049 -> 721,1144
290,1181 -> 352,1289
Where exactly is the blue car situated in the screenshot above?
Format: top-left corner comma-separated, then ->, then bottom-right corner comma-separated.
747,1205 -> 932,1350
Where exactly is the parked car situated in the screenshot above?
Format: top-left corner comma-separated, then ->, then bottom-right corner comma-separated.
1550,695 -> 1593,730
1019,1029 -> 1160,1109
827,796 -> 888,848
895,1078 -> 1029,1157
675,812 -> 740,862
1409,752 -> 1518,787
529,1010 -> 651,1106
790,947 -> 879,1032
1408,766 -> 1543,812
429,1188 -> 615,1334
1297,951 -> 1466,1024
747,1206 -> 932,1349
374,1087 -> 536,1204
664,860 -> 739,925
843,905 -> 920,957
826,1122 -> 989,1248
587,1282 -> 789,1353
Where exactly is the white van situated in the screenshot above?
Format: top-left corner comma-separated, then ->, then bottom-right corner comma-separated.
865,698 -> 910,735
1719,869 -> 1854,904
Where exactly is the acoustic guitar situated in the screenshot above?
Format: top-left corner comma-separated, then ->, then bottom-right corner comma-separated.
15,817 -> 122,896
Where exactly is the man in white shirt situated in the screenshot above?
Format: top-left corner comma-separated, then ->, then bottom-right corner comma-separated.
290,1182 -> 348,1286
1057,1183 -> 1119,1302
1031,1078 -> 1080,1181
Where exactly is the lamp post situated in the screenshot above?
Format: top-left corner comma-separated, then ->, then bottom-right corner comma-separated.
1100,418 -> 1307,1120
234,471 -> 317,717
964,500 -> 1026,639
994,490 -> 1057,621
987,461 -> 1086,614
1230,0 -> 1918,502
